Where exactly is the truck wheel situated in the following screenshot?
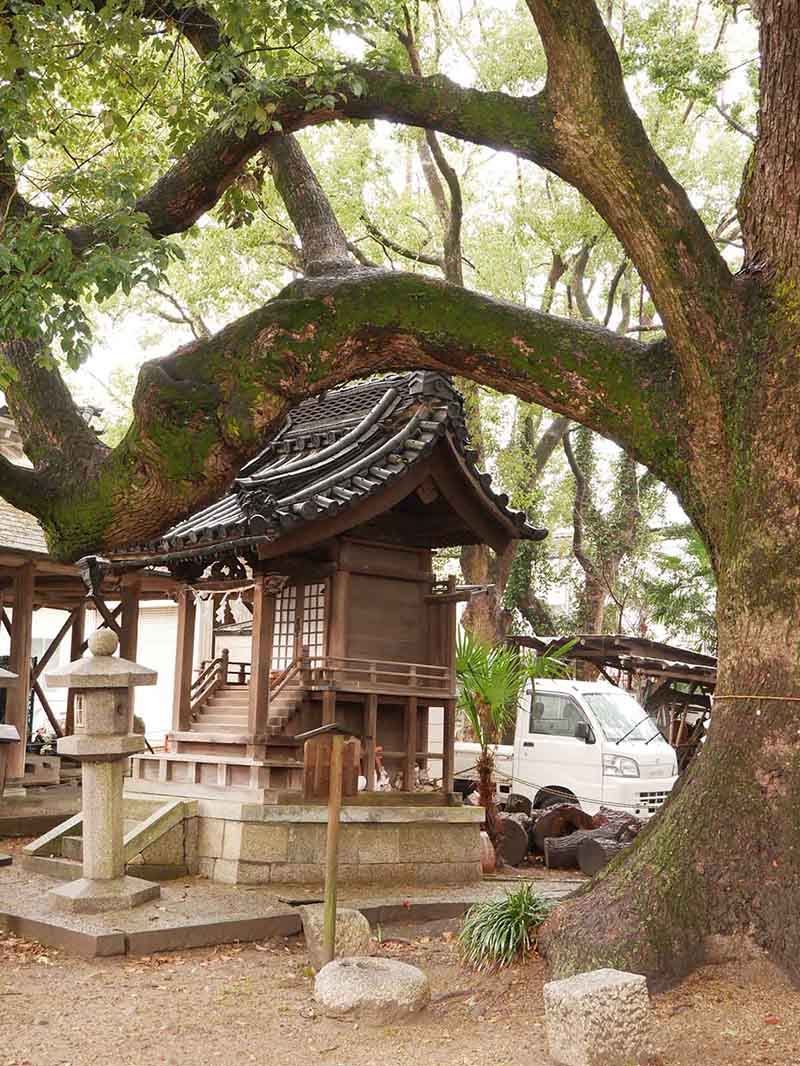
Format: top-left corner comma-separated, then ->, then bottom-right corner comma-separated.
534,786 -> 578,810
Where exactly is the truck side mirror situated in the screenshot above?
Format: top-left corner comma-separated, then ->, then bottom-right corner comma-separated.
574,722 -> 595,744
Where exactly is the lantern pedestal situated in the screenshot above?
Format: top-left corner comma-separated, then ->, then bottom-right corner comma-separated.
46,630 -> 159,914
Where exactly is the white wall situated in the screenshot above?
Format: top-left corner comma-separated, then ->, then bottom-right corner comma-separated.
0,600 -> 183,747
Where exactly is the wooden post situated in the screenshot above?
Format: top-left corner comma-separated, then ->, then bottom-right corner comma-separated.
322,731 -> 345,966
7,562 -> 34,780
404,695 -> 417,792
65,601 -> 86,735
120,575 -> 141,723
365,693 -> 378,791
322,688 -> 336,725
442,698 -> 456,796
172,588 -> 196,733
248,575 -> 275,739
328,568 -> 350,657
119,576 -> 141,661
293,581 -> 306,660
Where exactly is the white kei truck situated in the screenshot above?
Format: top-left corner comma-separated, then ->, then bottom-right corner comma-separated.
429,679 -> 678,819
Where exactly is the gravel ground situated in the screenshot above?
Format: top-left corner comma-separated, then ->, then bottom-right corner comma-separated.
1,918 -> 798,1066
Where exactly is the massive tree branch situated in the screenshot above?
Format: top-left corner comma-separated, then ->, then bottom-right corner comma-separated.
261,136 -> 352,272
523,0 -> 739,361
30,270 -> 681,559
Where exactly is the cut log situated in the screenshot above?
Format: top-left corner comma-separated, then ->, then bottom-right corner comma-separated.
544,828 -> 604,869
532,803 -> 594,853
543,820 -> 633,868
505,793 -> 532,816
578,837 -> 628,876
591,807 -> 644,842
496,814 -> 530,867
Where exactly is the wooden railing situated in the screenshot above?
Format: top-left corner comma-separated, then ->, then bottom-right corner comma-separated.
190,650 -> 229,714
302,656 -> 453,695
225,659 -> 251,685
270,657 -> 303,701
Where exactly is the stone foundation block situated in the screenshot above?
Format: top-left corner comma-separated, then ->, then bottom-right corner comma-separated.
287,824 -> 358,865
269,862 -> 325,884
300,905 -> 371,971
197,817 -> 224,858
398,823 -> 479,863
356,825 -> 400,864
543,968 -> 652,1066
235,822 -> 289,862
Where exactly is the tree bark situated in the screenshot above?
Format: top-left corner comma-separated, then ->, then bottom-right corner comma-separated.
541,539 -> 800,985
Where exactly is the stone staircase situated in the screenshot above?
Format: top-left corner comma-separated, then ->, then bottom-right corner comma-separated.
22,797 -> 198,881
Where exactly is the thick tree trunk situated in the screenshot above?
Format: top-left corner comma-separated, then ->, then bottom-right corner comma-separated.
541,539 -> 800,986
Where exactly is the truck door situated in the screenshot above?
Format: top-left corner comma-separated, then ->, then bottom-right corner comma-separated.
516,689 -> 603,811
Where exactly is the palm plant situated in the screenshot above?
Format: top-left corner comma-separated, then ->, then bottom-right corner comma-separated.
455,630 -> 575,851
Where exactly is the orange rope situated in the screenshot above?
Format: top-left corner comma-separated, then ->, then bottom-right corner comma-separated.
713,694 -> 800,701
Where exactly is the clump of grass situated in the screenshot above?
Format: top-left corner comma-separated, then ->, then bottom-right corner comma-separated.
457,883 -> 552,971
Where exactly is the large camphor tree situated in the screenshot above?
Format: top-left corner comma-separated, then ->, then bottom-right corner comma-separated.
1,0 -> 797,984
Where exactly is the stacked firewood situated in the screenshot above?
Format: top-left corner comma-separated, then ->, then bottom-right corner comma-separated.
495,797 -> 644,875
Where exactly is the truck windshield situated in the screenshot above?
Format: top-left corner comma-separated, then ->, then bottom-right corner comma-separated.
583,690 -> 662,743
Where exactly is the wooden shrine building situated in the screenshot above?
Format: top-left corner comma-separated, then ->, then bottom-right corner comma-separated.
103,371 -> 546,816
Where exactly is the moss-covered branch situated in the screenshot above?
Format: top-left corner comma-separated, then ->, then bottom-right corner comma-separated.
31,269 -> 684,560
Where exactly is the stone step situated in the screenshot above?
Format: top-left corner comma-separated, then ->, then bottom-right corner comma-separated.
189,722 -> 251,734
62,835 -> 83,862
23,853 -> 83,881
193,716 -> 249,724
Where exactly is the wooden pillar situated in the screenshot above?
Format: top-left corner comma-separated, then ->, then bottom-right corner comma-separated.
119,576 -> 141,661
65,601 -> 86,735
328,569 -> 350,658
293,581 -> 306,660
404,695 -> 417,792
442,698 -> 456,796
248,575 -> 275,739
120,576 -> 141,722
7,562 -> 34,780
172,588 -> 196,734
365,693 -> 378,791
322,688 -> 336,725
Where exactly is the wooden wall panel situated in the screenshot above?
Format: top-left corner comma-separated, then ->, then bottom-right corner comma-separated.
346,574 -> 427,663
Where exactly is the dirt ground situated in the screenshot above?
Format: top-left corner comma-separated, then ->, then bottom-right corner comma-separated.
1,915 -> 798,1066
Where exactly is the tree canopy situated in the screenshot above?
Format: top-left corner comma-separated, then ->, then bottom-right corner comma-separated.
6,0 -> 800,989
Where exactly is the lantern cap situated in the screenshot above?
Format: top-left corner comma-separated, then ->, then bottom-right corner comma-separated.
46,629 -> 157,689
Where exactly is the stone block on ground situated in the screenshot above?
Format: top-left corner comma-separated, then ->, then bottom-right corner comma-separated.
543,967 -> 652,1066
300,904 -> 371,971
314,957 -> 430,1021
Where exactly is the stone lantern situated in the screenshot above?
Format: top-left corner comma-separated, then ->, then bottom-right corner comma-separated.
46,629 -> 159,913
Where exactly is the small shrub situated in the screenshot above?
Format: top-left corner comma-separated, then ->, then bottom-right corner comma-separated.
457,883 -> 552,971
